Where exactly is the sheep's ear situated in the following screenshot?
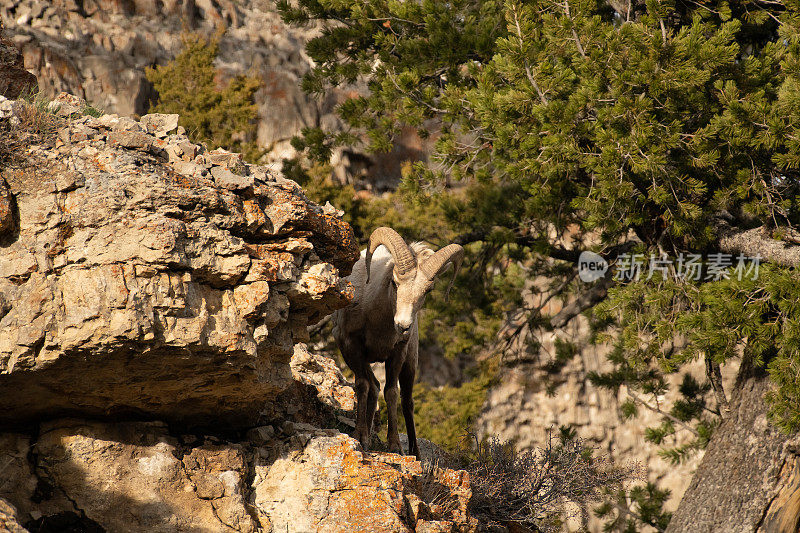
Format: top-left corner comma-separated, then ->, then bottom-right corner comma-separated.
416,248 -> 435,264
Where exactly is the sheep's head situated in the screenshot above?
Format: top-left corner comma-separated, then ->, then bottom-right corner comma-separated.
365,227 -> 464,340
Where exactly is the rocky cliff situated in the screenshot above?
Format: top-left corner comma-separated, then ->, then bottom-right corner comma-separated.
0,0 -> 430,190
0,92 -> 477,532
0,90 -> 359,429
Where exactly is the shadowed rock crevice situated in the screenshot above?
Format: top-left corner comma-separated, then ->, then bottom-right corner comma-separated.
1,413 -> 477,532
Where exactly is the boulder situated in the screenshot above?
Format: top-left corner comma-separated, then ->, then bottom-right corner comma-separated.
0,419 -> 478,533
0,102 -> 359,429
253,432 -> 477,532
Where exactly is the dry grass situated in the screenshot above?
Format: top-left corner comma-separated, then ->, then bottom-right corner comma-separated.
0,91 -> 65,169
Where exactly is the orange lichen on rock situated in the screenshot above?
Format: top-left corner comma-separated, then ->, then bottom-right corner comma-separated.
253,433 -> 477,533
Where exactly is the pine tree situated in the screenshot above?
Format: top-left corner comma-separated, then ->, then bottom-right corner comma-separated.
281,0 -> 800,528
145,31 -> 262,162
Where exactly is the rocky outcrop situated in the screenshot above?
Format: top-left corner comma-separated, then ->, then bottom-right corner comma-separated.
255,432 -> 475,533
0,18 -> 36,98
0,96 -> 480,532
0,499 -> 27,533
2,0 -> 331,160
0,419 -> 476,533
0,94 -> 358,429
0,0 -> 432,190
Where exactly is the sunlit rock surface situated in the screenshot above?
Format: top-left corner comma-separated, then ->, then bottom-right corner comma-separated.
0,100 -> 358,428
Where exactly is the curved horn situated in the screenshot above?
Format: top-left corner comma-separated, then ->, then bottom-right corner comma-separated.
419,244 -> 464,301
365,227 -> 416,283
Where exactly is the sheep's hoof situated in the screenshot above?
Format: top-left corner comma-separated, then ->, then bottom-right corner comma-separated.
355,430 -> 371,452
387,440 -> 403,455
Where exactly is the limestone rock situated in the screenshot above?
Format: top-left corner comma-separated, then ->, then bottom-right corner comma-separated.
46,91 -> 83,116
253,432 -> 477,533
140,112 -> 179,138
0,99 -> 358,429
211,165 -> 254,191
0,499 -> 26,533
0,419 -> 480,533
30,420 -> 254,532
290,343 -> 355,412
0,89 -> 479,532
0,94 -> 22,122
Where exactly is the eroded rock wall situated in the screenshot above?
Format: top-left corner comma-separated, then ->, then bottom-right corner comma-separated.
0,0 -> 431,189
0,96 -> 358,429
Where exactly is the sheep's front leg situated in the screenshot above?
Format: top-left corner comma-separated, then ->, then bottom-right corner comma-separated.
353,372 -> 372,450
384,355 -> 404,454
341,338 -> 374,451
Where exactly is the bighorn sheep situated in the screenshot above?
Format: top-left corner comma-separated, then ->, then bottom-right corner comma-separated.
332,227 -> 464,457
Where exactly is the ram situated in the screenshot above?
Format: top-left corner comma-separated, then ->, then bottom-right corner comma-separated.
333,227 -> 463,457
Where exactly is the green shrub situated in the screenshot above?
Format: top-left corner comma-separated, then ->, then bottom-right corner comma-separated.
145,31 -> 262,162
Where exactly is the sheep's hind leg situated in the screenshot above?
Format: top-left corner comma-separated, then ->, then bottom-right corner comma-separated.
364,365 -> 380,449
384,355 -> 404,454
400,359 -> 419,458
343,339 -> 374,451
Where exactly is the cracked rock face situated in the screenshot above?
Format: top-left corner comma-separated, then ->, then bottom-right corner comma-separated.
0,420 -> 477,533
0,98 -> 359,429
35,420 -> 256,533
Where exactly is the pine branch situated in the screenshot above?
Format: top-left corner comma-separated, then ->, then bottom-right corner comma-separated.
705,356 -> 729,417
550,274 -> 615,328
510,3 -> 548,105
610,500 -> 668,533
452,230 -> 636,265
564,0 -> 587,59
627,390 -> 701,438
